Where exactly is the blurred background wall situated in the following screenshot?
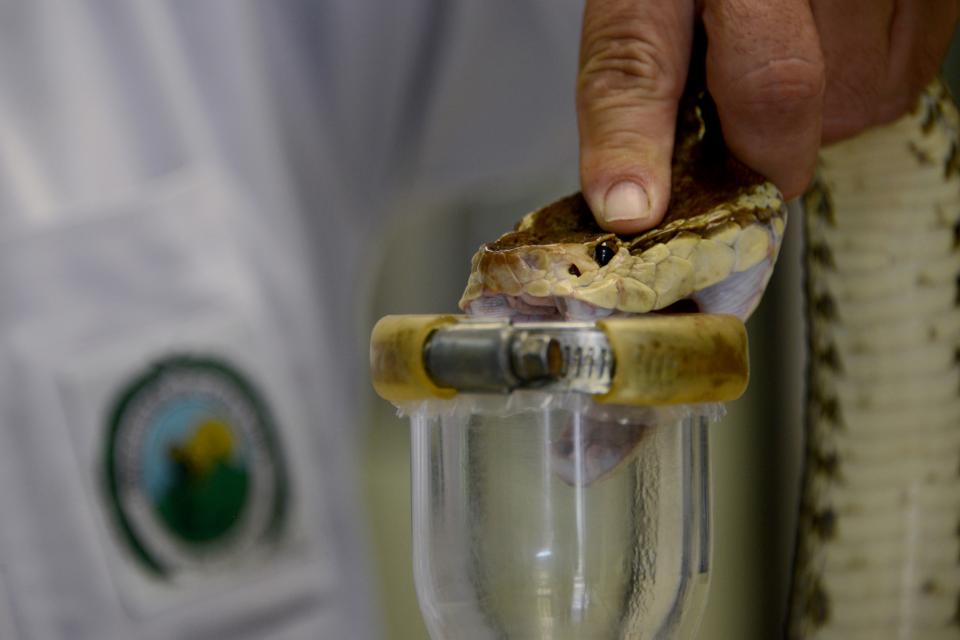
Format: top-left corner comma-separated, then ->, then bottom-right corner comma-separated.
3,2 -> 957,638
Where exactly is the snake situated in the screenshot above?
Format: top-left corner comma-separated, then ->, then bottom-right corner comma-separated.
788,83 -> 960,639
459,71 -> 787,488
457,61 -> 960,635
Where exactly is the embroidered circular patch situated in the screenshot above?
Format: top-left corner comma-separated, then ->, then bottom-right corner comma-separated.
104,356 -> 287,577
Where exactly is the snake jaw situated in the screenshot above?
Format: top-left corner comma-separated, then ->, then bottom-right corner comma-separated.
459,242 -> 643,319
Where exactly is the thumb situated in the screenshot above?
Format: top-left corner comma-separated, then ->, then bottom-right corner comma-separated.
577,0 -> 694,233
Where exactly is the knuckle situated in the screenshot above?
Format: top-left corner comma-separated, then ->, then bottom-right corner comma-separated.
579,30 -> 681,103
735,57 -> 825,113
583,125 -> 651,157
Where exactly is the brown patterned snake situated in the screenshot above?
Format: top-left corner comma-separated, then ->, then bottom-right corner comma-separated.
789,83 -> 960,638
459,69 -> 960,634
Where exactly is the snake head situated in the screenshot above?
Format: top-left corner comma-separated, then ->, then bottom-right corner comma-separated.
459,189 -> 786,321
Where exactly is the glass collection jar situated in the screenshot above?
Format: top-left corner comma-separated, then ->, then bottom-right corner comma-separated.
371,315 -> 747,639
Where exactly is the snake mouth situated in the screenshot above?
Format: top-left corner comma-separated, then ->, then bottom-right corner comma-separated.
654,298 -> 701,314
463,256 -> 773,321
464,293 -> 703,321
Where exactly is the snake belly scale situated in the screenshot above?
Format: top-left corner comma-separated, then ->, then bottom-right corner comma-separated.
789,82 -> 960,639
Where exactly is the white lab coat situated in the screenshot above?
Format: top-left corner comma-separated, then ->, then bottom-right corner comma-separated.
0,2 -> 582,638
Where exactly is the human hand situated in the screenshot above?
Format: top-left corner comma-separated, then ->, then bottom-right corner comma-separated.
577,0 -> 959,233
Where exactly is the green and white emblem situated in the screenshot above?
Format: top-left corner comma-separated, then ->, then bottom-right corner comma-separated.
104,356 -> 287,577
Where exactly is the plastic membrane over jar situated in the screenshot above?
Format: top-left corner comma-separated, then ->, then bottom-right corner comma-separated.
370,315 -> 749,639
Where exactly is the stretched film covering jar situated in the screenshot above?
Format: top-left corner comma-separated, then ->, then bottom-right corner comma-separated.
370,315 -> 748,639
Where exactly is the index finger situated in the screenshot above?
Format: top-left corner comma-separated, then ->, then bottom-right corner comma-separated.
577,0 -> 695,233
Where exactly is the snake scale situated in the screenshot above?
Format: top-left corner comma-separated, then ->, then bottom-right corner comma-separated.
789,83 -> 960,639
459,59 -> 960,634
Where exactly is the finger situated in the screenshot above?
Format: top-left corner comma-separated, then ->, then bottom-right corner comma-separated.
577,0 -> 695,233
880,0 -> 959,124
703,0 -> 825,199
811,0 -> 895,143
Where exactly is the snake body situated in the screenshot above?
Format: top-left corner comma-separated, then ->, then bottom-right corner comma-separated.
789,83 -> 960,638
460,70 -> 960,633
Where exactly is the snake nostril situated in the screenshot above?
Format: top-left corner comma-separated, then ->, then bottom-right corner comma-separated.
594,242 -> 615,266
568,264 -> 581,277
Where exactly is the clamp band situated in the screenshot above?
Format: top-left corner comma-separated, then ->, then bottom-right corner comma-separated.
370,314 -> 748,406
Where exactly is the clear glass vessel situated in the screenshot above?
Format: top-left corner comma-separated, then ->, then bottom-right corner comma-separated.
406,392 -> 716,640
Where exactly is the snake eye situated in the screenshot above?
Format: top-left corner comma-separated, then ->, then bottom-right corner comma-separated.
594,242 -> 615,267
